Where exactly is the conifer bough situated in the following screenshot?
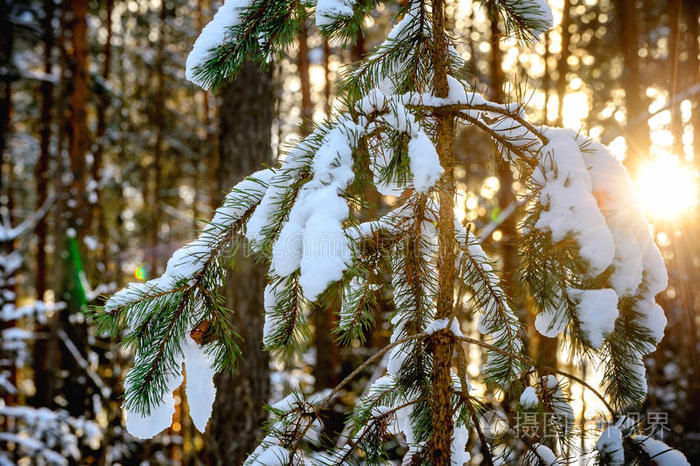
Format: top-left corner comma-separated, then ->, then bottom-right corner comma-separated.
96,0 -> 689,464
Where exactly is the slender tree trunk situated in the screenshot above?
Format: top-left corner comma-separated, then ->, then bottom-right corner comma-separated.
668,0 -> 683,156
542,31 -> 551,124
36,0 -> 55,302
618,0 -> 649,173
60,0 -> 91,419
323,39 -> 331,116
690,1 -> 700,161
430,0 -> 456,463
92,0 -> 113,273
32,0 -> 56,409
298,20 -> 313,135
556,0 -> 571,127
67,0 -> 90,225
205,61 -> 273,465
0,0 -> 13,198
151,0 -> 167,275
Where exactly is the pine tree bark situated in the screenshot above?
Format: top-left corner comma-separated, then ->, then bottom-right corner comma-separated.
32,0 -> 56,409
92,0 -> 113,272
67,0 -> 90,224
555,0 -> 570,127
430,0 -> 456,463
323,39 -> 331,116
205,61 -> 273,465
668,0 -> 683,156
0,0 -> 14,198
151,0 -> 167,275
36,0 -> 54,304
618,0 -> 649,173
61,0 -> 91,419
298,20 -> 313,135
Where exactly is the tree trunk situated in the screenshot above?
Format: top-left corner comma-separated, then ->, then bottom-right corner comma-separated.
430,0 -> 456,463
618,0 -> 649,173
60,0 -> 91,419
668,0 -> 683,156
67,0 -> 90,225
298,20 -> 313,135
542,31 -> 551,124
205,61 -> 273,465
556,0 -> 571,127
151,0 -> 167,275
0,0 -> 14,198
32,0 -> 56,409
36,0 -> 54,303
323,39 -> 331,116
92,0 -> 113,273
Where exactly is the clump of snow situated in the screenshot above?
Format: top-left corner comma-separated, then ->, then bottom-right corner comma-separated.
634,298 -> 667,345
568,288 -> 618,349
524,0 -> 554,38
529,442 -> 559,465
519,386 -> 538,408
249,444 -> 291,465
452,424 -> 471,465
407,131 -> 444,192
271,119 -> 359,300
581,139 -> 667,299
182,337 -> 217,432
357,89 -> 443,193
631,436 -> 690,466
425,317 -> 463,337
533,128 -> 615,276
534,305 -> 567,339
246,134 -> 316,247
316,0 -> 357,26
580,139 -> 668,354
125,363 -> 182,439
596,426 -> 624,465
125,336 -> 217,439
186,0 -> 253,87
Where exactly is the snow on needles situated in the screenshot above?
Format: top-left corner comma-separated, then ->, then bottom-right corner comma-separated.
596,426 -> 624,465
525,0 -> 554,37
358,89 -> 444,193
126,336 -> 216,439
631,436 -> 691,466
568,288 -> 618,349
185,0 -> 253,87
108,170 -> 272,439
270,118 -> 360,300
519,386 -> 538,408
533,128 -> 615,276
107,169 -> 273,316
316,0 -> 357,26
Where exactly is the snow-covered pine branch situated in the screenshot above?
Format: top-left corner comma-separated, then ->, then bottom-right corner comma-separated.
94,0 -> 689,463
97,170 -> 273,435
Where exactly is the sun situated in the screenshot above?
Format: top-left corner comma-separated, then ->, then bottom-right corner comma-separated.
635,156 -> 699,220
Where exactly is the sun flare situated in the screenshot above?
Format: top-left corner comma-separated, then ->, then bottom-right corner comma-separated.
636,156 -> 699,220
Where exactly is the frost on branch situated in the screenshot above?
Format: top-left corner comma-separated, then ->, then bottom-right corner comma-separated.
185,0 -> 253,87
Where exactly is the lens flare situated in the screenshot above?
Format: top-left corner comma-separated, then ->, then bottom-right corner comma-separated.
134,266 -> 148,281
636,156 -> 699,220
